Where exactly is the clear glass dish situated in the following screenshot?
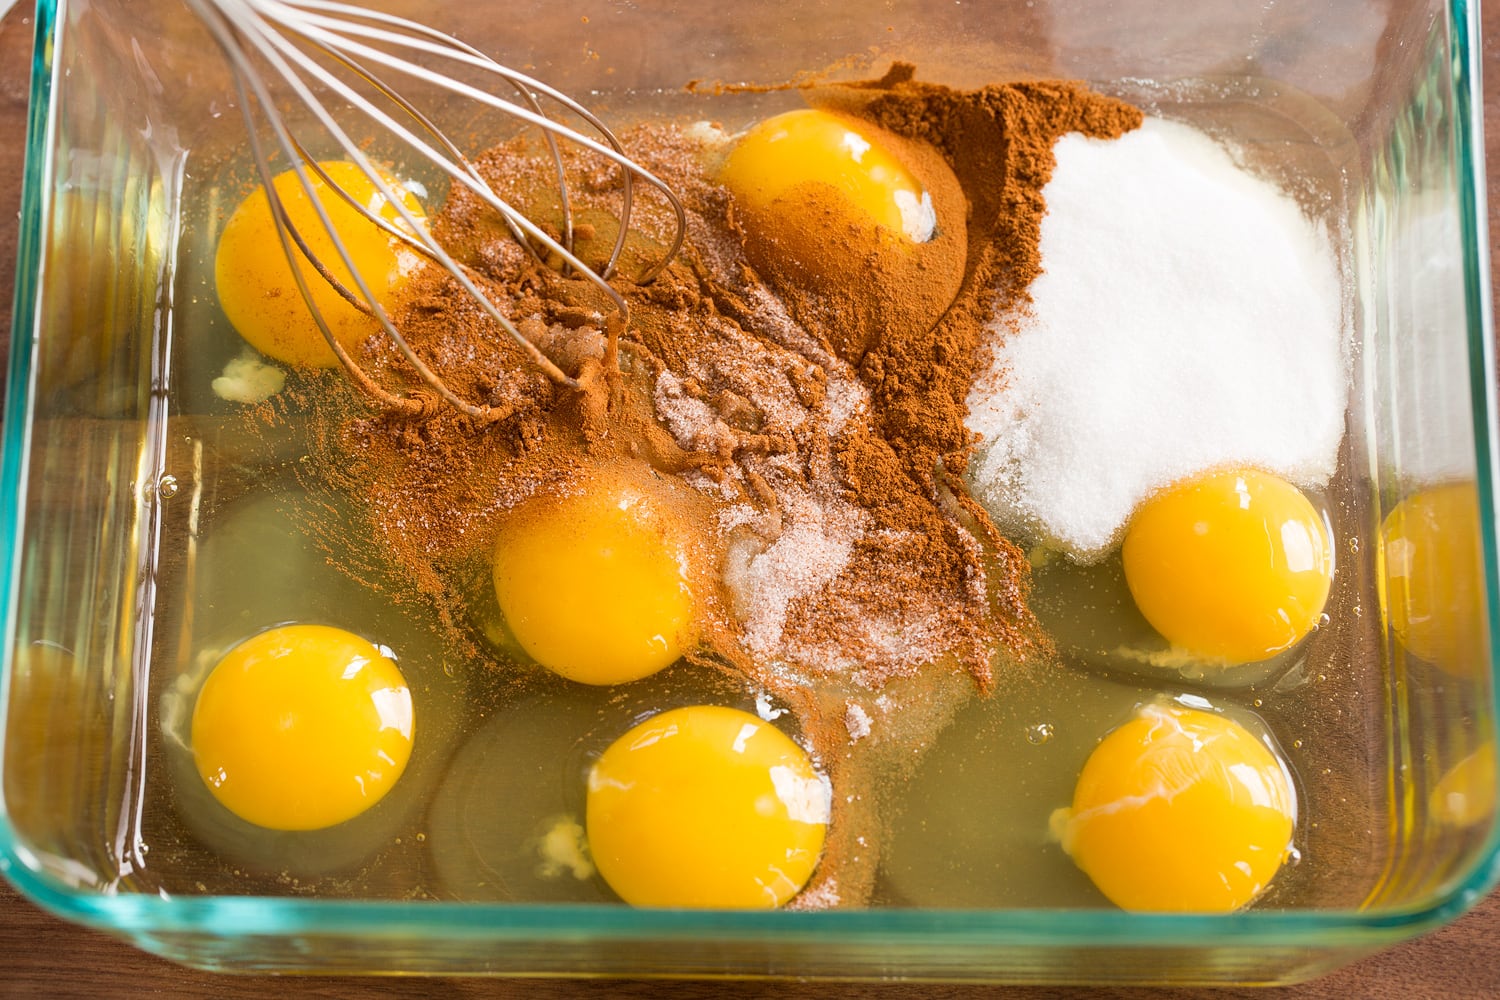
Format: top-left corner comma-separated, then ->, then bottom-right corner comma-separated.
2,0 -> 1497,984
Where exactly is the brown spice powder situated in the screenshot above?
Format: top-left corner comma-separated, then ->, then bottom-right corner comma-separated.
270,68 -> 1140,906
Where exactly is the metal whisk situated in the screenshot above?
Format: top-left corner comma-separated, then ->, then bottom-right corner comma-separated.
187,0 -> 687,419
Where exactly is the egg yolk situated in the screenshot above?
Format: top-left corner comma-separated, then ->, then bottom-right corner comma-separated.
1430,741 -> 1497,828
190,624 -> 415,831
1379,483 -> 1486,675
491,470 -> 699,685
585,705 -> 829,908
1121,468 -> 1333,665
214,160 -> 425,368
719,108 -> 936,246
1050,701 -> 1296,912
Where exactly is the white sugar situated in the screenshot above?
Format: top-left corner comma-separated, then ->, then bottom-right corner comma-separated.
722,484 -> 867,657
966,117 -> 1347,560
844,701 -> 873,742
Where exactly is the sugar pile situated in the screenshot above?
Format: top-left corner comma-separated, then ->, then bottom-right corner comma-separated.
965,116 -> 1347,560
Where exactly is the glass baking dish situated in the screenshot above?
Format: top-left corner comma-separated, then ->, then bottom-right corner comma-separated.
2,0 -> 1498,984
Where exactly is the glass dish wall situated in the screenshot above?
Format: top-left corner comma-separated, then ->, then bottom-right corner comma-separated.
1,0 -> 1497,984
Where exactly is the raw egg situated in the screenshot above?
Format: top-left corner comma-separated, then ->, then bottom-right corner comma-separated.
428,667 -> 769,902
191,623 -> 415,831
1049,700 -> 1297,912
585,705 -> 829,908
491,466 -> 701,685
214,160 -> 425,368
1121,468 -> 1333,665
717,107 -> 964,362
164,492 -> 464,879
1379,482 -> 1486,675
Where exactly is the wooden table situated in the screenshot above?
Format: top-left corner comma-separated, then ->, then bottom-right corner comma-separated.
2,3 -> 1500,997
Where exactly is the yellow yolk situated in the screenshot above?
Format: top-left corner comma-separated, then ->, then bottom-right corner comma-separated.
720,108 -> 935,262
214,160 -> 425,368
1379,483 -> 1486,674
1050,702 -> 1296,912
1430,741 -> 1498,828
1121,468 -> 1333,665
491,469 -> 699,685
585,705 -> 829,908
720,108 -> 935,244
715,107 -> 963,365
190,624 -> 414,831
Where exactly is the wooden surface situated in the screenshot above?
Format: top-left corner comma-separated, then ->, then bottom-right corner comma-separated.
4,3 -> 1500,997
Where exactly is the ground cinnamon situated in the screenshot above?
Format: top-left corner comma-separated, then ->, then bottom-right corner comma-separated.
262,68 -> 1141,906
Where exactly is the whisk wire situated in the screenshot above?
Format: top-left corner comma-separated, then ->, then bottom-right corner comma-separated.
242,0 -> 687,282
202,0 -> 564,414
258,7 -> 663,283
238,11 -> 596,394
192,0 -> 687,418
223,19 -> 513,414
272,1 -> 587,266
278,3 -> 670,282
290,27 -> 585,271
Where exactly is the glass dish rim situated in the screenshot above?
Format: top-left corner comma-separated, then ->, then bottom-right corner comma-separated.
1,0 -> 1499,958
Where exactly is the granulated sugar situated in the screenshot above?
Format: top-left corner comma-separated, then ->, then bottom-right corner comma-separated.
720,482 -> 868,661
965,116 -> 1347,560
